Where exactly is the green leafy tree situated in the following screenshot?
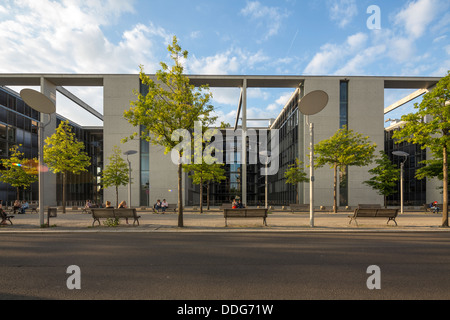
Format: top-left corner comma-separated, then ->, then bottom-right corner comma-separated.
124,36 -> 216,227
44,120 -> 90,213
0,145 -> 38,200
101,146 -> 129,207
315,125 -> 377,212
184,162 -> 225,213
284,158 -> 308,204
363,151 -> 400,208
393,70 -> 450,227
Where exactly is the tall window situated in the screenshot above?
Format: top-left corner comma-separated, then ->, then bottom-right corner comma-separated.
339,80 -> 349,207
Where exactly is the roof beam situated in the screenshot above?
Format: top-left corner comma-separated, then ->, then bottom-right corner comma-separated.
384,88 -> 428,114
56,86 -> 103,121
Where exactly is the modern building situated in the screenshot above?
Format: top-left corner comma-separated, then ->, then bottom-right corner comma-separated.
0,74 -> 442,209
0,85 -> 102,205
384,119 -> 443,207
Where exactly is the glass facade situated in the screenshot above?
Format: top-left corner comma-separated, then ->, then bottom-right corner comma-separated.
267,90 -> 300,206
384,128 -> 427,206
55,118 -> 103,206
339,80 -> 348,207
0,87 -> 40,204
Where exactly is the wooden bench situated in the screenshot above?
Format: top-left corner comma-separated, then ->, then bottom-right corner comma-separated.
91,208 -> 141,226
1,213 -> 14,225
29,204 -> 38,214
357,204 -> 382,209
423,203 -> 444,213
289,204 -> 309,213
153,204 -> 177,213
223,208 -> 268,227
349,208 -> 399,226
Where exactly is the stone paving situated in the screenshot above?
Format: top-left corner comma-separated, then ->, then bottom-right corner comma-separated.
1,207 -> 448,233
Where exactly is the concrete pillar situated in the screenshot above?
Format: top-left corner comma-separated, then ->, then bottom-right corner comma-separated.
40,77 -> 57,207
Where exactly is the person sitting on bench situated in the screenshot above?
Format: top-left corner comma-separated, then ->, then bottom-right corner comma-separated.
154,199 -> 162,213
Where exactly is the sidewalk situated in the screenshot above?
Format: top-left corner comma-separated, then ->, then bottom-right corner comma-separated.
1,208 -> 449,233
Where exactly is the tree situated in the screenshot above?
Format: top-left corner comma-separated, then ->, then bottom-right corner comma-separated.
284,158 -> 308,204
44,120 -> 90,213
123,36 -> 216,227
101,146 -> 129,207
363,151 -> 400,207
393,70 -> 450,227
184,162 -> 225,213
315,125 -> 376,212
0,145 -> 38,200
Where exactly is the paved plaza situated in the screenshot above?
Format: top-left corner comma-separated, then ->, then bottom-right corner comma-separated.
1,208 -> 448,232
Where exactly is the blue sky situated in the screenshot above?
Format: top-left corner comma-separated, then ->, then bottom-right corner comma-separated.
0,0 -> 449,127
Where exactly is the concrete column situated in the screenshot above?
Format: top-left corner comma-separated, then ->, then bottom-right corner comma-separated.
241,78 -> 247,206
40,77 -> 57,207
103,75 -> 140,207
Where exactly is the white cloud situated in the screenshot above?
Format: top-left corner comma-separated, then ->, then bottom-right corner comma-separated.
187,48 -> 269,75
0,0 -> 169,74
327,0 -> 358,28
304,32 -> 368,75
240,1 -> 290,41
395,0 -> 438,38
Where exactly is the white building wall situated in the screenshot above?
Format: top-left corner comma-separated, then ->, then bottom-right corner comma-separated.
103,75 -> 140,207
302,77 -> 384,208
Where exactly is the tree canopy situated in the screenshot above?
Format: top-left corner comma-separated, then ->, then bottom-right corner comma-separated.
102,145 -> 129,207
393,70 -> 450,227
123,36 -> 217,227
44,120 -> 90,212
0,144 -> 38,200
315,125 -> 376,212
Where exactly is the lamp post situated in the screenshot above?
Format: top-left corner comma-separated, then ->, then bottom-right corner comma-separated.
20,89 -> 55,226
298,90 -> 329,228
123,150 -> 137,208
392,151 -> 409,214
259,150 -> 271,208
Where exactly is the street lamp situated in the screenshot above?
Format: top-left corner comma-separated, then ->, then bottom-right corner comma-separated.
20,89 -> 56,226
123,150 -> 137,208
298,90 -> 329,228
392,151 -> 409,214
259,150 -> 271,208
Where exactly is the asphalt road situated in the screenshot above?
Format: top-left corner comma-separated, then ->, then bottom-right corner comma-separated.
1,232 -> 450,301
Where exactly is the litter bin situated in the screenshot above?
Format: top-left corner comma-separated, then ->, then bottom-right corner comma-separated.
47,207 -> 57,226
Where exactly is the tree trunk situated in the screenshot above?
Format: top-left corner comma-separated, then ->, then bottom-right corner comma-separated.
199,177 -> 203,214
115,186 -> 119,208
177,159 -> 183,227
207,182 -> 210,210
296,184 -> 299,204
62,172 -> 67,213
442,146 -> 448,227
333,164 -> 338,213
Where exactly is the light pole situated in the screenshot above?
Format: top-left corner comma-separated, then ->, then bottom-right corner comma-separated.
123,150 -> 137,208
298,90 -> 329,228
259,150 -> 271,208
20,89 -> 55,226
393,151 -> 409,214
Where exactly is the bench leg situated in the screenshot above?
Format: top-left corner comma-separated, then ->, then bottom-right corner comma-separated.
349,218 -> 358,226
387,217 -> 397,226
263,217 -> 267,226
92,219 -> 100,226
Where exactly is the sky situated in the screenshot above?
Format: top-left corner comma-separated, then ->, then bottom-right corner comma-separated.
0,0 -> 449,127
